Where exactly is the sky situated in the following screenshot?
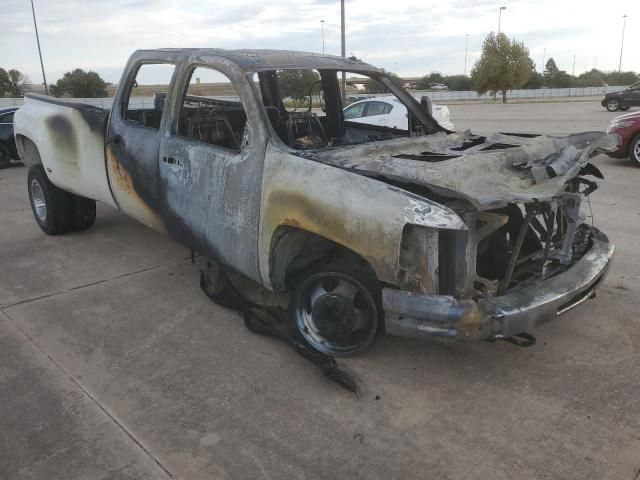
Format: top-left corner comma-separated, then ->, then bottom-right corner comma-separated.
1,0 -> 638,86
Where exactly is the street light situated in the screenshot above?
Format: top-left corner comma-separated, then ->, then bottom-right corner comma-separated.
541,48 -> 546,73
618,14 -> 628,72
464,34 -> 469,76
340,0 -> 346,102
394,62 -> 397,75
497,6 -> 507,34
320,19 -> 325,54
572,54 -> 576,76
30,0 -> 48,95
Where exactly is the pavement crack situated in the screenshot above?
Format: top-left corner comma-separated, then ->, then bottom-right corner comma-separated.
0,309 -> 175,479
1,257 -> 192,309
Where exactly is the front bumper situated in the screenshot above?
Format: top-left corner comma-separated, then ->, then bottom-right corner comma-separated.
382,226 -> 614,341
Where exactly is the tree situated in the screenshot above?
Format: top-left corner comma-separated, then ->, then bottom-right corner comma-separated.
0,68 -> 8,96
0,69 -> 28,97
50,69 -> 108,97
416,72 -> 443,89
541,58 -> 575,88
443,75 -> 473,91
604,70 -> 639,86
471,32 -> 534,103
524,71 -> 544,89
276,69 -> 320,103
544,58 -> 559,78
365,71 -> 402,93
575,69 -> 606,87
550,71 -> 574,88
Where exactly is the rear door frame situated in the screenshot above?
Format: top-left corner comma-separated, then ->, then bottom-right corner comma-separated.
157,53 -> 269,282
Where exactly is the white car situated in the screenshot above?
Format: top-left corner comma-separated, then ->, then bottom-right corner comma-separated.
344,96 -> 455,131
429,83 -> 449,91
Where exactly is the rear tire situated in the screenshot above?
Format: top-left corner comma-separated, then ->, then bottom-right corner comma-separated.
606,99 -> 621,112
27,166 -> 97,235
71,195 -> 96,231
28,165 -> 73,235
630,134 -> 640,165
0,143 -> 10,169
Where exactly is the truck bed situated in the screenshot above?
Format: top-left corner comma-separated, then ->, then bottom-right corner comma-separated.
14,94 -> 117,208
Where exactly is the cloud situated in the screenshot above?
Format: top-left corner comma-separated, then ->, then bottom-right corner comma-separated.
2,0 -> 638,85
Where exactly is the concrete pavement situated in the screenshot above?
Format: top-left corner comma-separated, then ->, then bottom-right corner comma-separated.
1,101 -> 639,479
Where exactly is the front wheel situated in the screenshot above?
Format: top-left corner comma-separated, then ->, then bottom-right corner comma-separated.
606,99 -> 621,112
290,261 -> 382,356
630,134 -> 640,165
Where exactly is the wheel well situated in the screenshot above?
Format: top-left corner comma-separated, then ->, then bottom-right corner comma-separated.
14,135 -> 42,168
630,133 -> 640,158
268,226 -> 378,291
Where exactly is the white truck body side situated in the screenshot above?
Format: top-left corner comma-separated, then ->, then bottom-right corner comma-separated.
14,95 -> 117,209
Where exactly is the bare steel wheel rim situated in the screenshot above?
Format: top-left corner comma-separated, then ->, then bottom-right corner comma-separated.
634,140 -> 640,163
30,178 -> 47,223
294,272 -> 378,355
608,99 -> 619,110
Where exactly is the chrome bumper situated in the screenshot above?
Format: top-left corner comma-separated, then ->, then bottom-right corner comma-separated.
382,227 -> 614,341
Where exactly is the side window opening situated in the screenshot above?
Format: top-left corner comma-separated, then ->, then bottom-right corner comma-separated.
124,63 -> 175,129
255,68 -> 438,151
177,66 -> 247,153
365,101 -> 387,117
344,102 -> 366,119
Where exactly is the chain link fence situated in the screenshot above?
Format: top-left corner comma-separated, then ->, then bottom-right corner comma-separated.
0,85 -> 625,109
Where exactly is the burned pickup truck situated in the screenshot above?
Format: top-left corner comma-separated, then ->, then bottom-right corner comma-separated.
14,49 -> 615,355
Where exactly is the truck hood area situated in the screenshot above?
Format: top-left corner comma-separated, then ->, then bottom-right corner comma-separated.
308,131 -> 618,210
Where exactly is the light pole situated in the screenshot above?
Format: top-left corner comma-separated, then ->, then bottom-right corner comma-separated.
464,34 -> 469,76
572,54 -> 576,76
394,62 -> 397,75
30,0 -> 48,95
340,0 -> 346,102
497,6 -> 507,34
541,48 -> 546,73
320,20 -> 325,54
618,14 -> 627,72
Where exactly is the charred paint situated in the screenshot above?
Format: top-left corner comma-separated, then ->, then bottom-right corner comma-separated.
46,114 -> 77,160
16,49 -> 616,347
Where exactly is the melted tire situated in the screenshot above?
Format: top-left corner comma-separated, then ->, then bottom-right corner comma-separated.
290,260 -> 382,356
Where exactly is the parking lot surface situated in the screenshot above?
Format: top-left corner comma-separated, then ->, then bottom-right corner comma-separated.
1,101 -> 639,479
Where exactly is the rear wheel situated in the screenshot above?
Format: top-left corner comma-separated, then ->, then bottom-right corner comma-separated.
606,99 -> 621,112
27,165 -> 96,235
28,165 -> 73,235
630,134 -> 640,165
0,143 -> 10,169
290,261 -> 382,356
71,195 -> 96,231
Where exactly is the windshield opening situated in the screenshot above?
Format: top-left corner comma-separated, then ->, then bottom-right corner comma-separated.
253,69 -> 443,151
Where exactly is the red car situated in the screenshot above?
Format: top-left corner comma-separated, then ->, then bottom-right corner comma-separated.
606,110 -> 640,164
